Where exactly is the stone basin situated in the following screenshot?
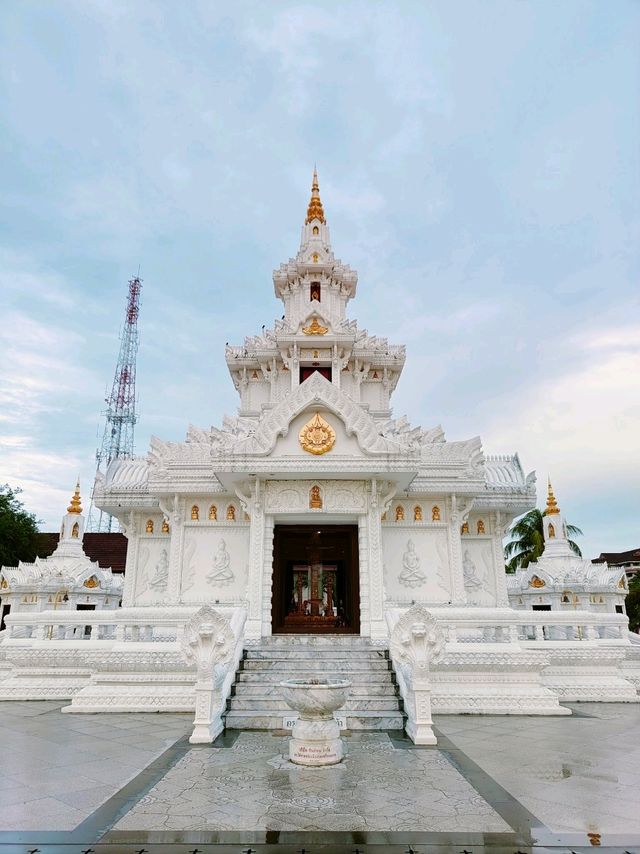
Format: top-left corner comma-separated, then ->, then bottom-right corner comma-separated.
279,678 -> 351,766
280,678 -> 351,718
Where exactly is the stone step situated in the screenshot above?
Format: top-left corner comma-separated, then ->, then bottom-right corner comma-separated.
233,683 -> 398,698
223,709 -> 405,731
236,670 -> 394,685
229,697 -> 401,712
256,636 -> 379,648
244,648 -> 388,661
241,658 -> 391,672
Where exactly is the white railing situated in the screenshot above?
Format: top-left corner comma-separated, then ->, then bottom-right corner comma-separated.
386,607 -> 630,646
3,606 -> 243,646
4,605 -> 630,648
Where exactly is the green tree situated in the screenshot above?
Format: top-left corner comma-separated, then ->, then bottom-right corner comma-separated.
625,574 -> 640,633
0,485 -> 41,568
504,508 -> 583,573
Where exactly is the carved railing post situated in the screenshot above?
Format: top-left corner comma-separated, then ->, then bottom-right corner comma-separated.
390,605 -> 446,745
180,606 -> 236,744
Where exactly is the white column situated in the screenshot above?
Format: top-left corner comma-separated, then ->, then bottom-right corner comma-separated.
245,479 -> 274,640
447,496 -> 468,606
121,512 -> 139,606
493,511 -> 510,607
365,480 -> 386,641
166,497 -> 186,605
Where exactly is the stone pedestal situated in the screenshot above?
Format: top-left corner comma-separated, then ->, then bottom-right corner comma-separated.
289,715 -> 343,766
280,678 -> 351,767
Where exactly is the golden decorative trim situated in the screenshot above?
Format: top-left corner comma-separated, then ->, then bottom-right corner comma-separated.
545,477 -> 560,515
67,480 -> 82,514
305,167 -> 326,224
299,412 -> 336,455
529,575 -> 546,588
302,316 -> 329,335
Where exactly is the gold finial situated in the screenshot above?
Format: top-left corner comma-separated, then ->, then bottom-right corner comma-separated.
545,478 -> 560,515
305,167 -> 326,225
67,480 -> 82,514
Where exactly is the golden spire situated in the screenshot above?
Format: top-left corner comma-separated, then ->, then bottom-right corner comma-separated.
67,480 -> 82,514
545,478 -> 560,515
305,166 -> 326,225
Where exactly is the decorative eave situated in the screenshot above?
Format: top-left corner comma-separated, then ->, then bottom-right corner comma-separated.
218,371 -> 416,459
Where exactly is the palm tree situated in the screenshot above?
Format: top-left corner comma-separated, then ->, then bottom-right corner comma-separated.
504,508 -> 583,573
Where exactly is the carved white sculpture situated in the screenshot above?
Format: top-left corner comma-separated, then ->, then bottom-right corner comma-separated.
179,605 -> 235,743
398,539 -> 426,588
390,605 -> 446,745
462,549 -> 482,590
206,539 -> 234,586
148,549 -> 169,591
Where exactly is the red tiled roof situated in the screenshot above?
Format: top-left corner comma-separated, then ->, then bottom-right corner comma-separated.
36,532 -> 127,573
593,548 -> 640,565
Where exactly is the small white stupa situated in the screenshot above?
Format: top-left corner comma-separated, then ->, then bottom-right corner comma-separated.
507,479 -> 628,615
0,482 -> 123,626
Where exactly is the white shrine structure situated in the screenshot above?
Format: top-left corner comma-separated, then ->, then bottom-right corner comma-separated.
0,172 -> 638,740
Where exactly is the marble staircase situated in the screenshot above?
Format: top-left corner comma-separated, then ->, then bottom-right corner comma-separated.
223,636 -> 405,731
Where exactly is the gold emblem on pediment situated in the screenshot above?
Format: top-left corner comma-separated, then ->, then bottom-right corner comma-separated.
529,575 -> 546,588
302,316 -> 329,335
1,577 -> 8,589
83,575 -> 100,589
299,412 -> 336,455
618,577 -> 627,589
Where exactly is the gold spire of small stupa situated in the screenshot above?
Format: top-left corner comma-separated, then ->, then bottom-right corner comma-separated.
545,478 -> 560,516
67,480 -> 82,514
305,166 -> 326,225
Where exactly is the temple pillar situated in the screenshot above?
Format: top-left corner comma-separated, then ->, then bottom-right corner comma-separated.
493,511 -> 510,607
159,495 -> 185,605
361,480 -> 386,640
245,478 -> 274,640
447,495 -> 468,606
121,512 -> 140,606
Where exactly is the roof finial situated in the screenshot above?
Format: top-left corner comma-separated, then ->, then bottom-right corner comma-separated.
545,477 -> 560,516
67,479 -> 82,515
305,166 -> 326,224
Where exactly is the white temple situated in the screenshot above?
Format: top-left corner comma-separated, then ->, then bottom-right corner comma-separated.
0,172 -> 638,740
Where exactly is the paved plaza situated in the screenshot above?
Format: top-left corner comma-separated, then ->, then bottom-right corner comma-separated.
0,701 -> 638,852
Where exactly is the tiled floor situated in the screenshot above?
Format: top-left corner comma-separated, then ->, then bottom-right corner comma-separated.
436,703 -> 640,836
0,701 -> 639,848
113,731 -> 511,833
0,700 -> 192,830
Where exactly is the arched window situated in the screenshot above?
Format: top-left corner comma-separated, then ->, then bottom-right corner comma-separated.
72,522 -> 79,538
548,522 -> 555,538
209,505 -> 217,520
191,505 -> 199,521
310,282 -> 321,302
312,225 -> 319,235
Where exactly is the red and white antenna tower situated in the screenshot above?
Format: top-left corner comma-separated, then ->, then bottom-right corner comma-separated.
90,275 -> 142,532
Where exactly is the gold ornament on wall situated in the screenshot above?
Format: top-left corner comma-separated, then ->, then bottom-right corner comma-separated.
209,505 -> 217,520
461,521 -> 469,534
432,506 -> 441,522
309,485 -> 322,509
477,519 -> 485,534
83,576 -> 100,589
395,505 -> 405,522
191,505 -> 199,521
414,505 -> 422,521
226,505 -> 236,521
299,412 -> 336,455
529,575 -> 546,588
162,518 -> 170,533
146,519 -> 154,533
302,316 -> 329,335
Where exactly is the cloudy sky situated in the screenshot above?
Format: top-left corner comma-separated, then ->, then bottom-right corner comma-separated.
1,1 -> 638,559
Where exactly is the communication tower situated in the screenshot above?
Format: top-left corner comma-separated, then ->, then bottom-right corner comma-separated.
89,275 -> 142,532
